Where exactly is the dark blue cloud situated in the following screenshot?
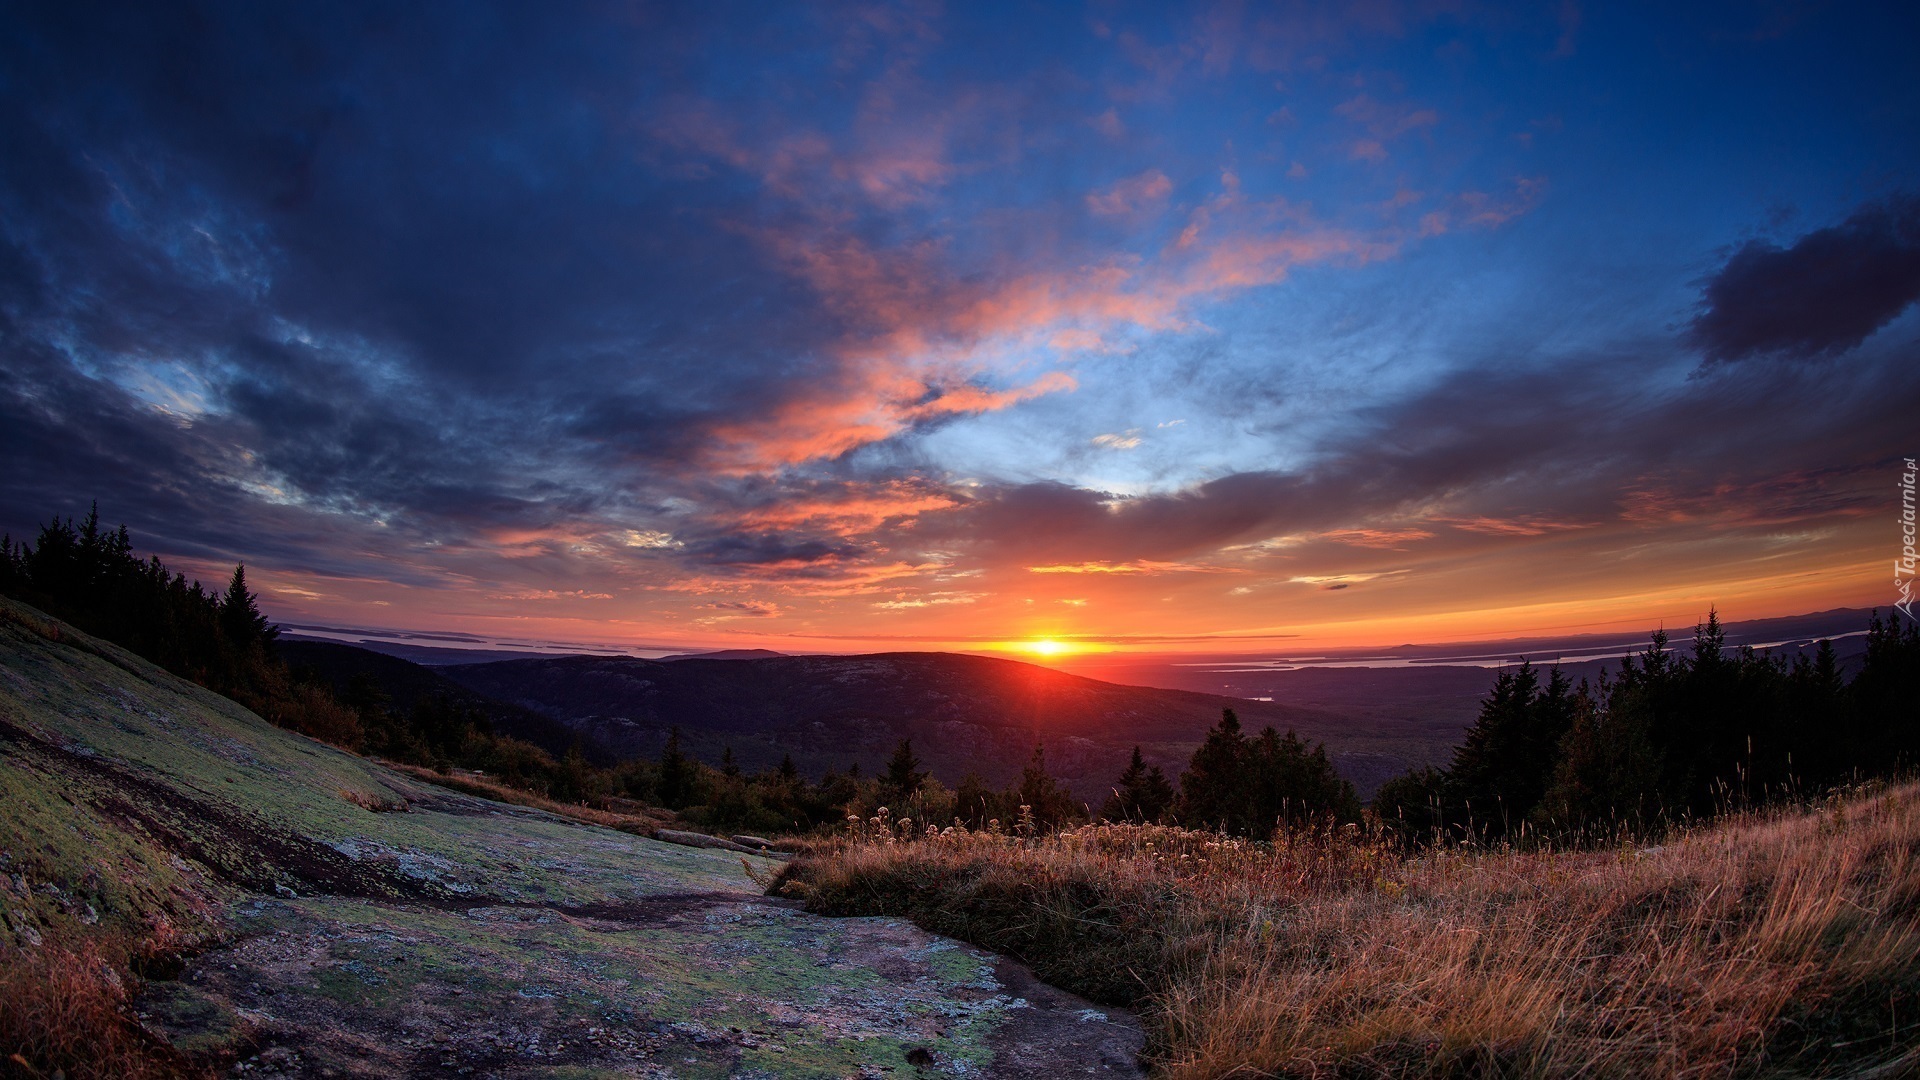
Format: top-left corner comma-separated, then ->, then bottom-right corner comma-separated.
1690,193 -> 1920,364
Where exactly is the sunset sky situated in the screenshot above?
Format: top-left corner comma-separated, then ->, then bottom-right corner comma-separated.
2,1 -> 1916,656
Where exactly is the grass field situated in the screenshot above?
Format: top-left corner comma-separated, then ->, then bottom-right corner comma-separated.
778,786 -> 1920,1078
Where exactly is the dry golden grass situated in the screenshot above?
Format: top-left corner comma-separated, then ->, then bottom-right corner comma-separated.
779,783 -> 1920,1078
0,937 -> 205,1080
387,763 -> 676,837
337,787 -> 411,813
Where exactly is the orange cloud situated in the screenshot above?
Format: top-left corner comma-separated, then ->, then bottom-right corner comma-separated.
1619,470 -> 1877,528
1317,526 -> 1435,547
1435,515 -> 1589,536
732,479 -> 967,535
1026,559 -> 1232,574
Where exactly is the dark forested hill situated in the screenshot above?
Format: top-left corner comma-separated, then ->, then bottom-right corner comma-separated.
439,651 -> 1436,800
277,639 -> 603,762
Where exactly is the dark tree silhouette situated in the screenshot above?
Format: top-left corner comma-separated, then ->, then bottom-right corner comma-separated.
1100,746 -> 1175,823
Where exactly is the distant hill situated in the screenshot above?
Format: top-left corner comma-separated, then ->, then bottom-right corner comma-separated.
440,651 -> 1441,800
652,641 -> 787,661
1057,607 -> 1884,753
277,634 -> 587,666
656,648 -> 788,662
277,639 -> 610,762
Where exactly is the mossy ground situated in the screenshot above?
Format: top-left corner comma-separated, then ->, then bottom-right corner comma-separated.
0,599 -> 1144,1078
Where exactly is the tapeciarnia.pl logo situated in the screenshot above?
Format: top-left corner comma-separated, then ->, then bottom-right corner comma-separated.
1899,458 -> 1917,621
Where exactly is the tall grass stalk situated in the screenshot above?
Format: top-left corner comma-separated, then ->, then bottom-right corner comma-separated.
778,783 -> 1920,1077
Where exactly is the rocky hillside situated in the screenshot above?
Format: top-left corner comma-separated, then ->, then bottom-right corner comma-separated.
0,598 -> 1143,1078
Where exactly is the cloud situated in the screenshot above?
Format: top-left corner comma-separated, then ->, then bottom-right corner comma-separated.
683,533 -> 864,568
1415,177 -> 1548,236
1026,560 -> 1233,574
1689,193 -> 1920,364
729,478 -> 966,535
1316,527 -> 1434,548
1290,570 -> 1408,588
1091,431 -> 1143,450
923,339 -> 1914,582
1334,95 -> 1441,140
872,591 -> 982,610
1087,169 -> 1174,216
705,600 -> 782,619
1335,94 -> 1439,163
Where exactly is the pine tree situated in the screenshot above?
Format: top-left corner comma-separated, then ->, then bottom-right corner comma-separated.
1537,674 -> 1662,834
1371,766 -> 1452,842
1447,661 -> 1575,836
953,772 -> 998,827
1100,746 -> 1174,823
219,564 -> 276,649
1013,743 -> 1076,831
880,738 -> 929,809
658,727 -> 696,809
1178,708 -> 1247,830
1244,726 -> 1358,832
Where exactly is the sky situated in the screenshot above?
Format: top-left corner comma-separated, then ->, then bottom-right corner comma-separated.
1,0 -> 1916,657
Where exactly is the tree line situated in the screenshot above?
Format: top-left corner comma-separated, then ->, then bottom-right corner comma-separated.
1372,610 -> 1920,842
0,507 -> 599,797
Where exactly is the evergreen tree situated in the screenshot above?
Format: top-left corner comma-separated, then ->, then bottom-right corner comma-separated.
1013,743 -> 1077,831
1244,726 -> 1358,831
1177,710 -> 1364,837
953,772 -> 999,827
553,743 -> 592,803
1100,746 -> 1174,823
219,564 -> 276,649
1448,661 -> 1576,836
814,767 -> 859,820
657,727 -> 696,809
1849,611 -> 1920,769
1787,638 -> 1847,780
880,738 -> 929,809
1178,708 -> 1247,830
1371,766 -> 1452,842
1536,673 -> 1663,834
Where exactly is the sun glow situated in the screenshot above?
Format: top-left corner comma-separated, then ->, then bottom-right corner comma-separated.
1020,638 -> 1080,658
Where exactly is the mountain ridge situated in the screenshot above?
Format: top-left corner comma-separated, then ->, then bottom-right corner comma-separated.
439,649 -> 1442,799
